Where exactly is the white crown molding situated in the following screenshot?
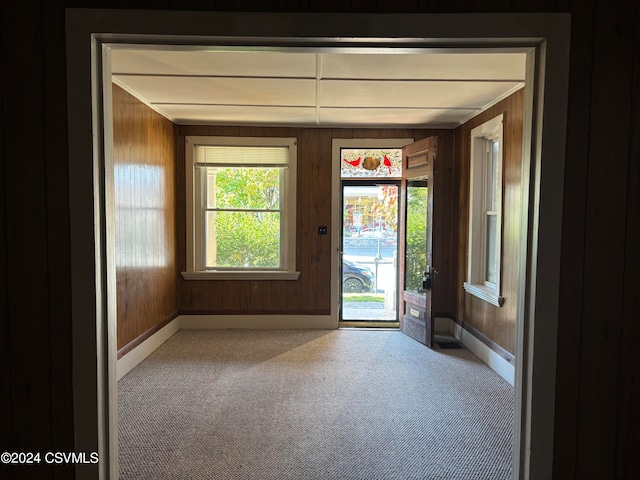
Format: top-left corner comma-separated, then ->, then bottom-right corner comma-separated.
112,76 -> 176,123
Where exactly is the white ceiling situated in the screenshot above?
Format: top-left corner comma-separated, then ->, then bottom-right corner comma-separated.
111,49 -> 526,128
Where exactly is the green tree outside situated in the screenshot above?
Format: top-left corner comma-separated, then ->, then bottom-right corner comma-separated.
405,184 -> 428,292
206,167 -> 281,268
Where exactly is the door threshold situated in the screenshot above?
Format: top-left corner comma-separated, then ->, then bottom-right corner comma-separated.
339,321 -> 400,329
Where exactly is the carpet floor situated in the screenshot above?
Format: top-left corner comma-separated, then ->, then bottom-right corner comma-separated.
118,329 -> 514,479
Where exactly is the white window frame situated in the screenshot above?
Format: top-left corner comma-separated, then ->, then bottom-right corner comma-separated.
464,114 -> 505,306
182,136 -> 299,280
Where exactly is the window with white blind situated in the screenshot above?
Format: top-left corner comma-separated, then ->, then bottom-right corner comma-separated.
464,114 -> 505,306
182,136 -> 299,280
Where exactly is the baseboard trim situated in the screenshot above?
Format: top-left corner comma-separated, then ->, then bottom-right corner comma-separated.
439,317 -> 514,386
116,314 -> 513,385
454,318 -> 515,365
179,314 -> 337,330
116,317 -> 180,381
117,311 -> 179,360
180,309 -> 331,316
116,314 -> 338,380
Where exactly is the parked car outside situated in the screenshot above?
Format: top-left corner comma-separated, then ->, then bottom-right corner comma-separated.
342,259 -> 375,293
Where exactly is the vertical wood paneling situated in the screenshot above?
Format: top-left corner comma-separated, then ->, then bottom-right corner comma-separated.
0,4 -> 10,462
316,128 -> 333,310
375,0 -> 420,12
417,0 -> 456,11
42,2 -> 75,474
1,2 -> 54,477
430,128 -> 456,316
510,0 -> 560,11
451,0 -> 511,11
297,128 -> 311,309
178,126 -> 437,314
437,129 -> 456,315
552,1 -> 596,474
456,118 -> 473,330
617,5 -> 640,473
284,120 -> 303,308
307,126 -> 320,310
453,89 -> 524,354
113,85 -> 178,351
575,0 -> 636,476
307,0 -> 345,12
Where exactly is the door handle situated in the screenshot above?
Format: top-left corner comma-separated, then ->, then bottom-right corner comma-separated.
420,267 -> 438,292
421,271 -> 431,291
425,266 -> 438,277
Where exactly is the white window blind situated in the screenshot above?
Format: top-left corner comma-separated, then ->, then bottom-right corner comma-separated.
195,145 -> 289,166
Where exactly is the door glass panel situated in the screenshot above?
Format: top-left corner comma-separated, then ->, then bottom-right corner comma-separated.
405,180 -> 428,293
342,184 -> 399,321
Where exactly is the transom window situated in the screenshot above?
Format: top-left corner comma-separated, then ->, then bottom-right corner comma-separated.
340,148 -> 402,178
183,136 -> 299,280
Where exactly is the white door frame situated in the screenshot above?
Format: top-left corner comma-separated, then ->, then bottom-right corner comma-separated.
332,137 -> 413,325
66,10 -> 570,480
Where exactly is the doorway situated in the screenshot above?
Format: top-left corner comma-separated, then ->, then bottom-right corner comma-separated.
340,182 -> 400,325
67,10 -> 571,480
336,141 -> 412,327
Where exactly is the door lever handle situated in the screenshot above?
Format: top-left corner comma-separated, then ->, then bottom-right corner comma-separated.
422,271 -> 431,291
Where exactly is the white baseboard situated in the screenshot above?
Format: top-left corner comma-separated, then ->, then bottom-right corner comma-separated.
116,317 -> 180,381
440,318 -> 514,386
117,315 -> 513,386
117,314 -> 338,380
179,314 -> 337,330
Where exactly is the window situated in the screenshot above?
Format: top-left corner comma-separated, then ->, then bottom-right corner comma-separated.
183,136 -> 299,280
464,114 -> 505,306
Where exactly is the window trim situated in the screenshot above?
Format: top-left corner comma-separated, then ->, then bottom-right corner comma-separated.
183,136 -> 299,280
464,114 -> 505,307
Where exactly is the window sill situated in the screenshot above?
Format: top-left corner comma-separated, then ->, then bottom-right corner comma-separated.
182,270 -> 300,281
463,282 -> 504,307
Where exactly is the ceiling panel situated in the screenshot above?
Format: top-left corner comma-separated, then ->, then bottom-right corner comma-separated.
111,48 -> 527,128
318,107 -> 478,127
112,50 -> 317,78
157,104 -> 318,125
320,53 -> 526,80
113,75 -> 316,106
318,80 -> 523,109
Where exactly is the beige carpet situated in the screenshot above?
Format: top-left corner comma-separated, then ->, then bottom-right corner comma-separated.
118,329 -> 514,479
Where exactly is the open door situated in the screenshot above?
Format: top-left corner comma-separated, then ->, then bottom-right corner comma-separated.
399,137 -> 437,347
340,182 -> 400,325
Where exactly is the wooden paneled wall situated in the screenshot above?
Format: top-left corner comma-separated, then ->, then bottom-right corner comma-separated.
113,85 -> 178,351
453,88 -> 524,355
431,130 -> 456,317
0,2 -> 76,476
177,126 -> 438,314
554,1 -> 640,477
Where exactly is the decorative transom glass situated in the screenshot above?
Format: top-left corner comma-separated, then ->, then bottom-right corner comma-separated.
340,148 -> 402,178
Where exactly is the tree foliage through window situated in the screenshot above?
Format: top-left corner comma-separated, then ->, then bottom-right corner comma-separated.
405,183 -> 428,292
206,167 -> 281,268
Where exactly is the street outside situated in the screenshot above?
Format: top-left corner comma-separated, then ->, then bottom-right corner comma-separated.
342,237 -> 398,321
